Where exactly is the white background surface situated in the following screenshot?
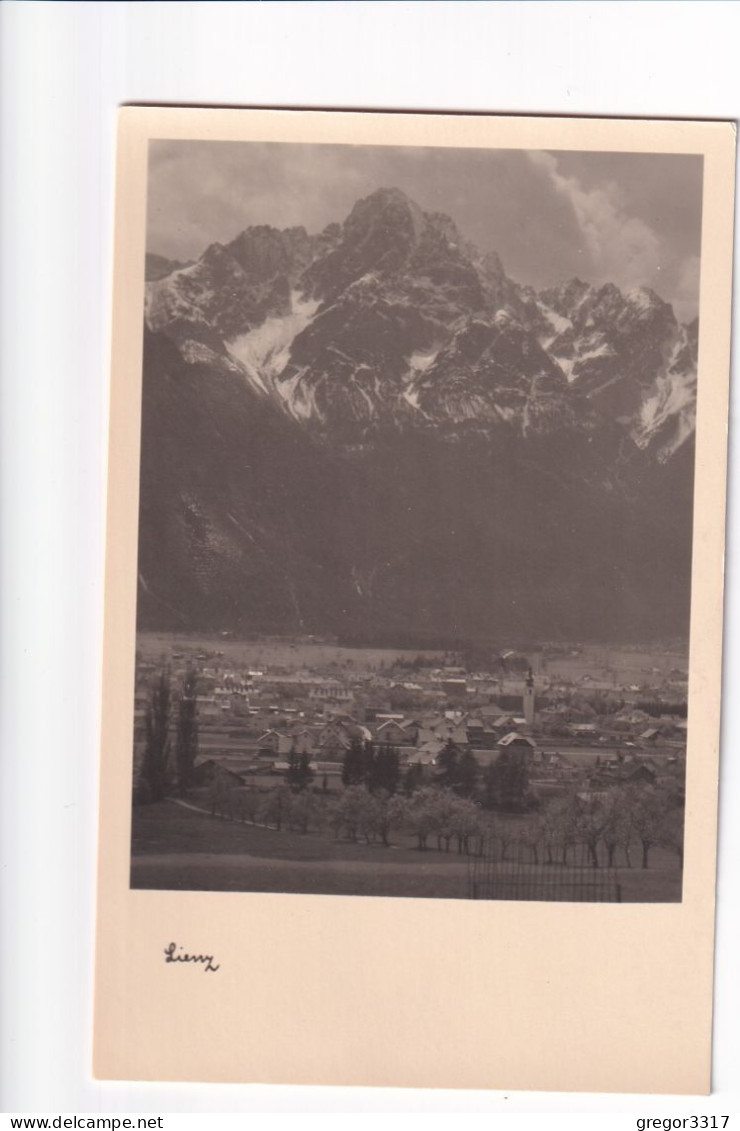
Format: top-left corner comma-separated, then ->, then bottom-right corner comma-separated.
1,0 -> 738,1117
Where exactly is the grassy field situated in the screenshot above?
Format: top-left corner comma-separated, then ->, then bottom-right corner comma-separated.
131,802 -> 682,902
541,643 -> 688,685
137,631 -> 443,672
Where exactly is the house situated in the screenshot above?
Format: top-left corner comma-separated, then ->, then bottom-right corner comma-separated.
569,722 -> 599,737
258,729 -> 294,756
404,746 -> 439,767
414,738 -> 444,759
307,681 -> 354,704
497,732 -> 536,751
478,703 -> 506,721
374,719 -> 413,746
430,718 -> 469,745
284,726 -> 319,755
440,678 -> 468,700
316,722 -> 354,758
466,720 -> 502,749
192,759 -> 246,787
495,737 -> 536,773
496,733 -> 537,767
627,764 -> 657,785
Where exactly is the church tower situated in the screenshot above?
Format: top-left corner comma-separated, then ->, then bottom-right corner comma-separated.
523,667 -> 535,729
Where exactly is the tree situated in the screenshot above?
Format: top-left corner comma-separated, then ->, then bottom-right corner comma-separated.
434,740 -> 479,798
601,789 -> 632,868
240,786 -> 260,824
175,667 -> 199,796
334,786 -> 376,843
429,790 -> 459,852
207,769 -> 235,818
369,743 -> 400,795
402,762 -> 425,795
536,803 -> 561,865
497,820 -> 518,863
538,795 -> 579,864
361,739 -> 376,785
455,749 -> 479,798
142,669 -> 172,801
658,804 -> 685,866
435,739 -> 459,789
286,791 -> 321,833
426,791 -> 483,854
518,820 -> 542,865
372,789 -> 404,846
342,736 -> 366,787
452,799 -> 486,855
286,746 -> 314,792
481,749 -> 533,812
346,788 -> 398,846
401,787 -> 444,851
627,785 -> 670,869
258,787 -> 289,831
574,798 -> 609,868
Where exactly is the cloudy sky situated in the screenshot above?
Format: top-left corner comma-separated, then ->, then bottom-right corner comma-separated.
147,141 -> 703,322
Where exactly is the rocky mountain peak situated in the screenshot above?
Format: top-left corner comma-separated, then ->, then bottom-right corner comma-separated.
224,224 -> 314,282
540,277 -> 592,318
138,187 -> 699,643
145,186 -> 697,458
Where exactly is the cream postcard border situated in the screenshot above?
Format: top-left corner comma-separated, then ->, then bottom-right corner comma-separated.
94,108 -> 735,1093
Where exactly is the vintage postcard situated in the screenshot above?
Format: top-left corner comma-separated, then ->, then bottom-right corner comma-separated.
95,107 -> 735,1091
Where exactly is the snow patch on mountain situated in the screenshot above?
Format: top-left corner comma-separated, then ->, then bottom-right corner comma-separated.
553,356 -> 577,382
146,263 -> 216,330
634,369 -> 696,460
275,367 -> 324,422
407,348 -> 440,373
578,342 -> 614,363
225,290 -> 319,398
181,340 -> 223,366
537,301 -> 572,348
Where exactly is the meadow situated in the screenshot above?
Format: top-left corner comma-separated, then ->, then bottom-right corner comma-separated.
131,801 -> 682,902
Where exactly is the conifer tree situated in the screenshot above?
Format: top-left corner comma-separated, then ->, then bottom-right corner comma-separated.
342,735 -> 366,787
455,748 -> 479,798
435,739 -> 459,789
287,747 -> 315,792
370,742 -> 401,794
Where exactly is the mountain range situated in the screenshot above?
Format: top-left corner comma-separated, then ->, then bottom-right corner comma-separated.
137,187 -> 697,645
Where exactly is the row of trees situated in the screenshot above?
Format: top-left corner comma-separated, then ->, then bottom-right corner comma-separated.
514,785 -> 683,869
207,779 -> 489,851
205,771 -> 684,870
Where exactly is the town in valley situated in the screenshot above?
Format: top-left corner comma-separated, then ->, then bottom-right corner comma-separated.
131,632 -> 687,901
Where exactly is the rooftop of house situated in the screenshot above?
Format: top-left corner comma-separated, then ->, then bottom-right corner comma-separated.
498,732 -> 536,748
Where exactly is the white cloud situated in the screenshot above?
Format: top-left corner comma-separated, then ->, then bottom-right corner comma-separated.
527,150 -> 662,291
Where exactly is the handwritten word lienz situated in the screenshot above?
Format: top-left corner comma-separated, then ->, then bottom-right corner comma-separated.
164,941 -> 220,972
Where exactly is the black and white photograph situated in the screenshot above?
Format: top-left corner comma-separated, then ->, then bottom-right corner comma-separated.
5,0 -> 740,1108
130,138 -> 702,903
